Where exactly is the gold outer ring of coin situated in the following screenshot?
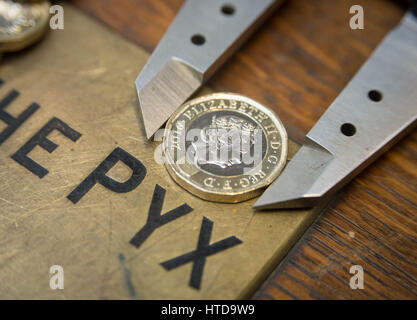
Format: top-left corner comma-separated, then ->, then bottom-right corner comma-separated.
0,0 -> 51,53
163,92 -> 288,203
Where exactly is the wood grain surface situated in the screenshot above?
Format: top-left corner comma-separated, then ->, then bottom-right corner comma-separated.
71,0 -> 417,299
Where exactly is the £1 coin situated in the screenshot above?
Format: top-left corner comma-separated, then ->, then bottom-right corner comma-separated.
163,92 -> 288,203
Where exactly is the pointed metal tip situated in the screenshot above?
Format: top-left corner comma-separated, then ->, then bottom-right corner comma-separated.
253,194 -> 320,210
145,130 -> 154,140
135,58 -> 203,140
137,89 -> 164,140
253,139 -> 334,211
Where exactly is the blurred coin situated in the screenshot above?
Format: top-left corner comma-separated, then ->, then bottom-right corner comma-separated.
163,93 -> 288,203
0,0 -> 50,52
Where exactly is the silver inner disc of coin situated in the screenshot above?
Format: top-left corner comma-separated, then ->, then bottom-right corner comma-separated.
185,110 -> 267,177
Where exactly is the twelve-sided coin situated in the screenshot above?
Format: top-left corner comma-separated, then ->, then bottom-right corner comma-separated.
163,93 -> 288,203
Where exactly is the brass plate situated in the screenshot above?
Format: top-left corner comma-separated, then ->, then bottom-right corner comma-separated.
0,4 -> 327,299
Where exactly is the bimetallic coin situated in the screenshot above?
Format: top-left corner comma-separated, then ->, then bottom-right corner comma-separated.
0,0 -> 50,53
163,93 -> 288,203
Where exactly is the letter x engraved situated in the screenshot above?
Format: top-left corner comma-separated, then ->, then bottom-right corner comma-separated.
161,216 -> 242,290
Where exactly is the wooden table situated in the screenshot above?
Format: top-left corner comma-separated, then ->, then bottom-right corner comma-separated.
72,0 -> 417,299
